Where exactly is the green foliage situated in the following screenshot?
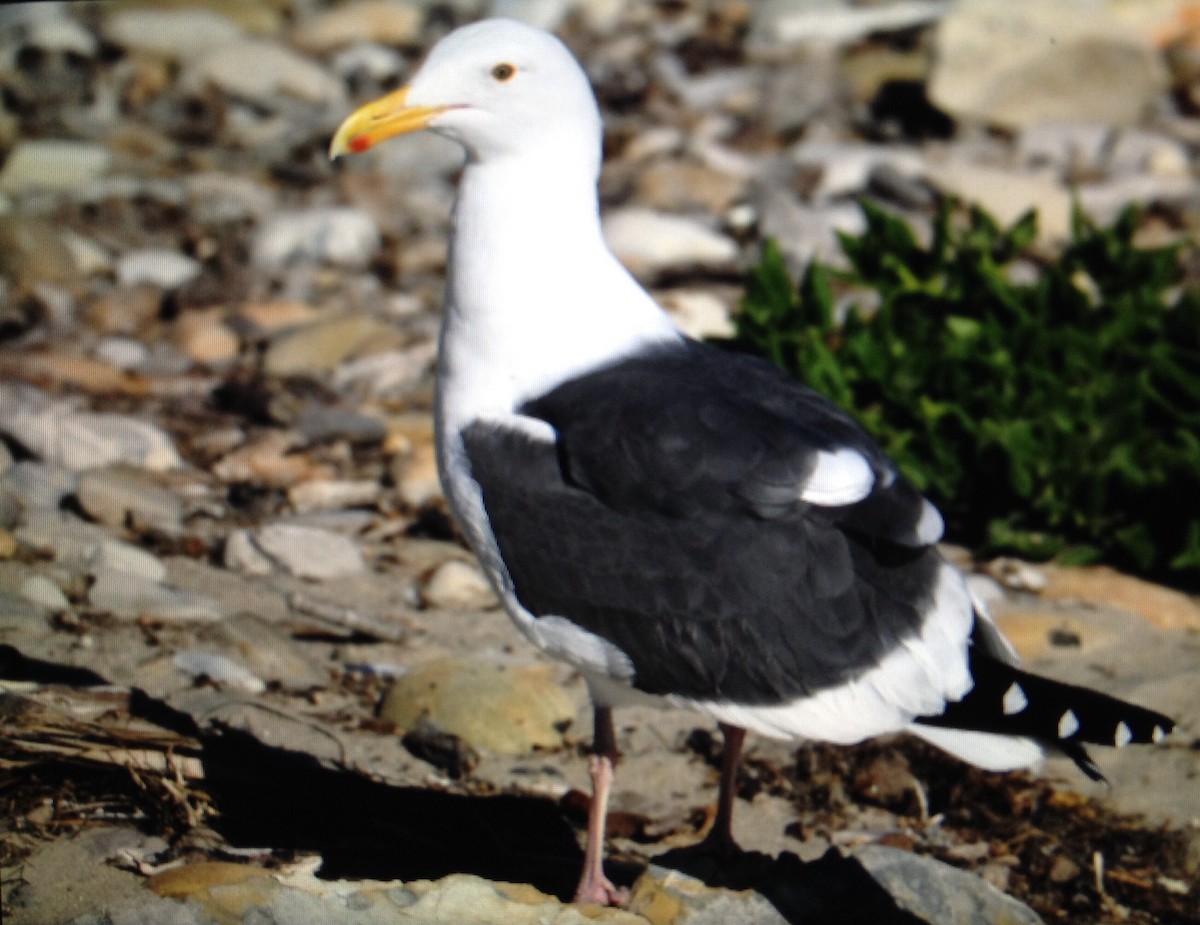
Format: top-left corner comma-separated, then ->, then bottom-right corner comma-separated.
734,200 -> 1200,586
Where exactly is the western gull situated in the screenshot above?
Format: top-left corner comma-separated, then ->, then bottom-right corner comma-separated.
330,19 -> 1176,906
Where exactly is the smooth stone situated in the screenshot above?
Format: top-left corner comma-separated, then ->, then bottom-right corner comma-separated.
237,523 -> 367,581
398,873 -> 646,923
293,403 -> 387,444
224,528 -> 280,577
93,337 -> 149,371
263,313 -> 394,376
0,141 -> 113,195
923,162 -> 1072,242
19,574 -> 70,611
331,343 -> 438,397
0,383 -> 182,472
420,559 -> 496,611
0,216 -> 79,286
22,10 -> 99,57
929,0 -> 1168,130
184,39 -> 345,109
0,460 -> 78,511
185,171 -> 277,223
602,207 -> 738,277
291,0 -> 423,54
750,0 -> 948,50
115,248 -> 201,290
380,658 -> 576,755
172,309 -> 241,365
75,465 -> 184,535
853,845 -> 1044,925
252,208 -> 380,270
331,41 -> 407,82
1017,122 -> 1111,173
89,571 -> 224,622
102,8 -> 244,61
1038,564 -> 1200,632
15,509 -> 167,582
0,588 -> 45,633
657,289 -> 736,340
173,650 -> 266,693
288,479 -> 380,513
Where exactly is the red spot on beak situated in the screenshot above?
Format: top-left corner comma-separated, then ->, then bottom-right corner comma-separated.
349,136 -> 372,154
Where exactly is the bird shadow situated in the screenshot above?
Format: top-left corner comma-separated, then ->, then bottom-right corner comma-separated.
187,721 -> 928,925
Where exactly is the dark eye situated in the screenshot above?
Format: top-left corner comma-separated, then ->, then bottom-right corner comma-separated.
491,62 -> 516,82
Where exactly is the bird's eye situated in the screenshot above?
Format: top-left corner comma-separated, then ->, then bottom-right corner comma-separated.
491,62 -> 517,82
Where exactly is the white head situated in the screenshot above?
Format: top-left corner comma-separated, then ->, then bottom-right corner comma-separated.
330,19 -> 602,172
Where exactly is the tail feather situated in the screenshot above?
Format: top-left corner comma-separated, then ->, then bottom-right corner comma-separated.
916,648 -> 1175,781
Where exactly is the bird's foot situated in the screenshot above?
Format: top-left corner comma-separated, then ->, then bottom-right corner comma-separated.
573,872 -> 630,907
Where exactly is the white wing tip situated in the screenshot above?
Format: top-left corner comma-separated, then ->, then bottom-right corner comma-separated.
799,447 -> 874,506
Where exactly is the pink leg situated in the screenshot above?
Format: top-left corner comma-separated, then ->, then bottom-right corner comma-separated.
573,706 -> 629,906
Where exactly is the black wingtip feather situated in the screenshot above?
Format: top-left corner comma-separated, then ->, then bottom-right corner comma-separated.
917,648 -> 1175,777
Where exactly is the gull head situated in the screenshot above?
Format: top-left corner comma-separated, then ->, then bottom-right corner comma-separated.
329,19 -> 602,168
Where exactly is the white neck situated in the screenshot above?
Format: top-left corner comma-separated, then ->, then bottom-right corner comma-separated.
436,151 -> 681,430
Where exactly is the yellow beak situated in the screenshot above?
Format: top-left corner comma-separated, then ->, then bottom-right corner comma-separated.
328,87 -> 448,158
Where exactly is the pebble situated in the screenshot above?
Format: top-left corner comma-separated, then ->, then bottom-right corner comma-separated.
0,460 -> 78,512
750,0 -> 949,51
184,39 -> 346,110
657,288 -> 736,340
929,0 -> 1169,130
790,139 -> 925,202
923,162 -> 1072,242
21,9 -> 99,57
172,309 -> 241,365
2,401 -> 183,472
102,8 -> 244,61
115,248 -> 202,290
252,207 -> 381,270
379,657 -> 577,755
75,466 -> 185,536
420,559 -> 496,611
288,479 -> 380,513
291,0 -> 423,55
0,140 -> 113,196
19,574 -> 70,611
173,650 -> 266,693
92,337 -> 148,372
227,523 -> 366,580
602,207 -> 739,277
89,570 -> 224,623
0,216 -> 79,286
16,509 -> 167,582
263,312 -> 395,376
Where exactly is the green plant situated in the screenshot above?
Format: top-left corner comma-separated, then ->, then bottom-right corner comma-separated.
733,200 -> 1200,586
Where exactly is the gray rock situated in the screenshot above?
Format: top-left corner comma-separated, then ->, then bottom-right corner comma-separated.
294,403 -> 387,444
76,466 -> 184,535
1,460 -> 78,512
93,337 -> 149,371
0,216 -> 79,287
790,139 -> 925,202
929,0 -> 1169,130
16,509 -> 167,582
753,188 -> 866,269
252,208 -> 380,270
185,172 -> 277,224
0,384 -> 182,472
1017,123 -> 1111,173
632,866 -> 787,924
750,0 -> 949,51
19,575 -> 70,611
21,10 -> 99,57
89,571 -> 224,623
115,249 -> 201,290
101,7 -> 244,61
853,845 -> 1044,925
173,650 -> 266,693
602,208 -> 738,278
227,523 -> 366,581
184,39 -> 345,109
0,440 -> 12,476
0,588 -> 47,634
0,141 -> 112,195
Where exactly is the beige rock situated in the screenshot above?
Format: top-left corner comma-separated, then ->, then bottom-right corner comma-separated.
291,0 -> 423,55
0,217 -> 79,287
923,163 -> 1072,242
929,0 -> 1169,130
173,309 -> 240,364
421,559 -> 496,610
264,313 -> 398,377
235,299 -> 320,333
1038,564 -> 1200,632
0,527 -> 16,559
380,658 -> 576,754
83,286 -> 161,336
634,161 -> 745,215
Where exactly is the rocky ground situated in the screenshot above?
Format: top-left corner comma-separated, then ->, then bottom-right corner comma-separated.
2,1 -> 1200,923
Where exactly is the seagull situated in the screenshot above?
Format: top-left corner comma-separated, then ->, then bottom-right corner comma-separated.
330,18 -> 1175,906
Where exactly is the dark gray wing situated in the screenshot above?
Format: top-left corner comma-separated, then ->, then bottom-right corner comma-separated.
462,340 -> 947,704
